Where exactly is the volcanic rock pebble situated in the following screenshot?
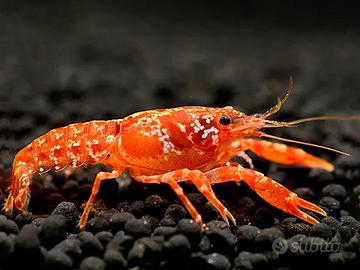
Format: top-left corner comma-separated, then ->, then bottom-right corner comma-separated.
14,213 -> 33,229
152,226 -> 177,240
39,214 -> 68,248
115,201 -> 130,212
0,214 -> 19,234
255,227 -> 285,251
51,201 -> 80,229
176,218 -> 201,246
86,216 -> 110,233
319,196 -> 341,219
109,212 -> 135,233
128,201 -> 145,218
281,218 -> 311,238
234,251 -> 268,269
308,169 -> 335,185
164,234 -> 191,257
188,252 -> 232,270
127,237 -> 163,267
252,207 -> 275,228
204,221 -> 237,255
340,216 -> 360,235
338,225 -> 352,243
353,184 -> 360,197
328,251 -> 357,267
77,231 -> 104,257
32,217 -> 46,227
52,238 -> 82,261
205,253 -> 231,270
187,193 -> 207,208
79,256 -> 106,270
164,204 -> 188,221
144,195 -> 169,217
44,248 -> 73,270
199,235 -> 212,253
95,231 -> 113,246
124,218 -> 152,238
322,184 -> 347,202
321,216 -> 342,232
14,224 -> 43,264
309,223 -> 333,240
160,216 -> 177,226
293,187 -> 316,201
234,225 -> 260,251
103,249 -> 127,270
105,230 -> 134,253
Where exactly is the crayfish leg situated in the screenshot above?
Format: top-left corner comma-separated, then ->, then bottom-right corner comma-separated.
78,169 -> 123,230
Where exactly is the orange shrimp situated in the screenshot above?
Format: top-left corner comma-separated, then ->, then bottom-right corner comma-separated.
2,80 -> 352,230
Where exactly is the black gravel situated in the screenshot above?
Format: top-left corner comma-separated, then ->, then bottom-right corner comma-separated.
1,2 -> 360,270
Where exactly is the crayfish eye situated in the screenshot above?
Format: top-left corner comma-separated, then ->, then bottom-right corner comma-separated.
219,116 -> 231,125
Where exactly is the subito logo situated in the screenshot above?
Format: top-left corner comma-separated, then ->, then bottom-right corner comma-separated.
272,238 -> 288,254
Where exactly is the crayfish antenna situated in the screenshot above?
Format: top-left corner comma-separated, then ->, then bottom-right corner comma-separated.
261,133 -> 350,156
261,77 -> 293,120
264,115 -> 360,128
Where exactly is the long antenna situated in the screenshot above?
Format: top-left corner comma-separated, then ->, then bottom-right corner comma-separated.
261,77 -> 293,119
264,115 -> 360,128
261,133 -> 350,156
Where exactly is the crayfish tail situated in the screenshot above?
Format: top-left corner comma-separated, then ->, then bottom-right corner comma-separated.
3,158 -> 35,214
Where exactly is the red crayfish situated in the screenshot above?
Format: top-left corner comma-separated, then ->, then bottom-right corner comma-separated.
3,80 -> 353,230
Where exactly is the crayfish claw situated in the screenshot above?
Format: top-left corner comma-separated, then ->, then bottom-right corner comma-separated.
296,197 -> 328,217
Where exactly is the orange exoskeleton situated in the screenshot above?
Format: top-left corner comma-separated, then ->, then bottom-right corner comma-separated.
3,80 -> 353,230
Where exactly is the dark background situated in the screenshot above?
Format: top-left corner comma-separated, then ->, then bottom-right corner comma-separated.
1,0 -> 360,169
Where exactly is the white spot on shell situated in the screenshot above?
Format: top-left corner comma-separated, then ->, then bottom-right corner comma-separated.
273,143 -> 287,152
176,123 -> 187,133
73,141 -> 80,147
258,177 -> 267,184
199,184 -> 207,192
54,132 -> 63,140
231,140 -> 241,148
37,138 -> 45,146
106,135 -> 115,143
174,187 -> 183,194
211,134 -> 219,145
201,126 -> 219,139
190,119 -> 205,133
